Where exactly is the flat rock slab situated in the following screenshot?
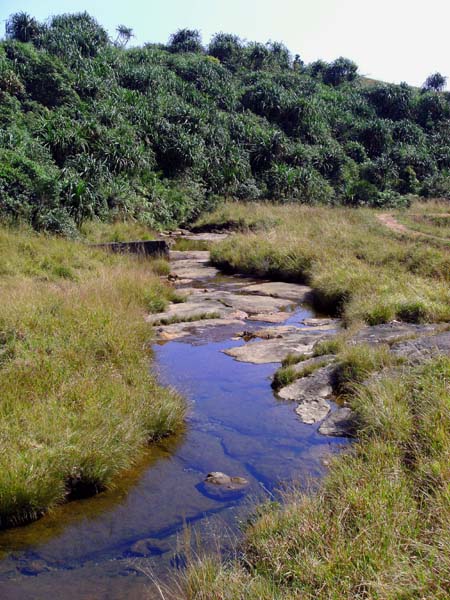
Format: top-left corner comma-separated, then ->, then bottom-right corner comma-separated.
319,407 -> 356,437
219,293 -> 295,315
146,299 -> 227,325
278,364 -> 335,402
295,398 -> 331,425
241,282 -> 312,302
170,260 -> 219,280
247,312 -> 292,323
156,317 -> 247,341
351,322 -> 439,346
390,330 -> 450,364
170,250 -> 211,261
303,318 -> 340,328
224,332 -> 329,364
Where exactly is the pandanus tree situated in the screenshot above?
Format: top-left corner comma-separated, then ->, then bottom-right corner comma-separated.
115,25 -> 134,47
5,12 -> 42,43
423,72 -> 447,92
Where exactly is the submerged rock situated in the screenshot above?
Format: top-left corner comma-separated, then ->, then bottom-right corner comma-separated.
319,407 -> 356,437
205,472 -> 249,488
130,538 -> 165,557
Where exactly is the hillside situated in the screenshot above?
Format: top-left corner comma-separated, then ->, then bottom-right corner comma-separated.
1,11 -> 450,233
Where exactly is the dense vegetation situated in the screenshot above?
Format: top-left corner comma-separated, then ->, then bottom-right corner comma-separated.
2,12 -> 450,234
0,225 -> 184,528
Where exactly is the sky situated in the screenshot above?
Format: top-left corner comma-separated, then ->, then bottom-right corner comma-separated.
1,0 -> 449,88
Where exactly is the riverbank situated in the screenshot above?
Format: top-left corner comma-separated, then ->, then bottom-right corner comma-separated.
182,202 -> 450,599
0,225 -> 184,529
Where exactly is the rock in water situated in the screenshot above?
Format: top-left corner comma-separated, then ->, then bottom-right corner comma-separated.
205,472 -> 248,488
295,398 -> 331,424
319,407 -> 356,437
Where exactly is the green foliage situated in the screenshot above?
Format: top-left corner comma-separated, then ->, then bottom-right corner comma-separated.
1,11 -> 450,233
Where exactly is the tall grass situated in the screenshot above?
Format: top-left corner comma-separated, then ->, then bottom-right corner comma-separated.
205,203 -> 450,325
0,226 -> 184,529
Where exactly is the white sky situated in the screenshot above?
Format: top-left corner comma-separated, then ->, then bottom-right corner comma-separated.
1,0 -> 449,88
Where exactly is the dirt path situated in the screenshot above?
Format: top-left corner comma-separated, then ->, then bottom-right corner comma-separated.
377,213 -> 449,243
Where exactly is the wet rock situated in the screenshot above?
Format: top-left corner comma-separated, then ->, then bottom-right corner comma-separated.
240,282 -> 312,303
247,312 -> 292,323
224,332 -> 330,364
156,317 -> 247,341
319,407 -> 356,437
278,364 -> 335,402
295,398 -> 331,424
390,330 -> 450,364
19,559 -> 50,576
205,472 -> 249,488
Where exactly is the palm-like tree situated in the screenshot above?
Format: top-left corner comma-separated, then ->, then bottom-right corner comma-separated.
5,12 -> 41,43
115,24 -> 134,47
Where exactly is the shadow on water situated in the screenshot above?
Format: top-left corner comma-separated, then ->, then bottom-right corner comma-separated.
0,271 -> 348,600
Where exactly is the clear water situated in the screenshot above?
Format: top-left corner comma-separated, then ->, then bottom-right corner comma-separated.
0,273 -> 348,600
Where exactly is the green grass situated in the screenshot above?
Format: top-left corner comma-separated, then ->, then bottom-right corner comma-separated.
395,200 -> 450,241
206,203 -> 450,325
154,312 -> 222,326
272,358 -> 331,391
0,225 -> 184,529
185,357 -> 450,599
80,220 -> 156,243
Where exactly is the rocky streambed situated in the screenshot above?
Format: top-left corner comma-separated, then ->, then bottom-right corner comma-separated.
0,237 -> 449,599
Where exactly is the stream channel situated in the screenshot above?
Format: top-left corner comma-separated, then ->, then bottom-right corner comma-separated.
0,239 -> 349,599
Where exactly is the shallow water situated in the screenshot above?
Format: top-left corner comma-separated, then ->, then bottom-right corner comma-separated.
0,269 -> 348,600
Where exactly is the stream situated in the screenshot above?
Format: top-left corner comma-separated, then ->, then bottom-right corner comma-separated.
0,241 -> 349,599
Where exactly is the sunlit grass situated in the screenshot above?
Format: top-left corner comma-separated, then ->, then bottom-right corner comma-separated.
0,226 -> 184,528
207,203 -> 450,325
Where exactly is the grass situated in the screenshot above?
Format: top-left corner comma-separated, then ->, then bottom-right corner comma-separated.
272,357 -> 331,391
154,312 -> 222,326
192,202 -> 281,233
0,225 -> 184,529
184,356 -> 450,599
206,203 -> 450,325
395,200 -> 450,241
80,220 -> 156,243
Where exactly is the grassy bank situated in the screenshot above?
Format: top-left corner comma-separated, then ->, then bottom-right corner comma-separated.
204,202 -> 450,325
0,225 -> 184,529
185,353 -> 450,599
